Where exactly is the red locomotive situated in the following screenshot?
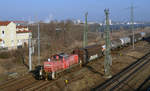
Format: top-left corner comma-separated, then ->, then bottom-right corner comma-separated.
38,53 -> 79,80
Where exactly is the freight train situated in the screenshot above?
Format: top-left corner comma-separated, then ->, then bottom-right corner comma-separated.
35,32 -> 149,80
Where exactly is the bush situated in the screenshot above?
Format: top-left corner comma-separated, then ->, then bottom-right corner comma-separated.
12,48 -> 28,64
0,52 -> 11,59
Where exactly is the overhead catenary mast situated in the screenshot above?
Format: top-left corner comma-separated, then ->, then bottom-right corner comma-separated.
38,23 -> 40,65
28,20 -> 33,71
104,9 -> 112,78
131,4 -> 135,49
29,33 -> 32,71
83,12 -> 88,48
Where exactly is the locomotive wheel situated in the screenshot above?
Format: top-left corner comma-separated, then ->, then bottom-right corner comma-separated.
83,55 -> 87,65
102,51 -> 105,56
52,72 -> 58,80
54,72 -> 58,79
79,60 -> 82,67
45,72 -> 48,80
39,69 -> 44,80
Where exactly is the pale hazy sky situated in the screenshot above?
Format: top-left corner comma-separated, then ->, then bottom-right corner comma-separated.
0,0 -> 149,22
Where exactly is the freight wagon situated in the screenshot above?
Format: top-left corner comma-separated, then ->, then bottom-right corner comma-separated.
72,44 -> 103,65
129,33 -> 142,43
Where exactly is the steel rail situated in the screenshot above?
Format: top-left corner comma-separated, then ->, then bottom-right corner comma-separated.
93,52 -> 150,91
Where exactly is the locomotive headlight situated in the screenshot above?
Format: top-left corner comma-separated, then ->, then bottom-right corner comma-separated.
102,45 -> 106,51
40,70 -> 42,75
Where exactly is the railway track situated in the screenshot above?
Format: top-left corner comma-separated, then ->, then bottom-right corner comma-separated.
17,74 -> 84,91
0,74 -> 31,86
37,75 -> 84,91
93,52 -> 150,91
0,62 -> 83,91
18,65 -> 84,91
0,41 -> 148,91
0,74 -> 36,91
18,80 -> 50,91
0,74 -> 32,88
137,75 -> 150,91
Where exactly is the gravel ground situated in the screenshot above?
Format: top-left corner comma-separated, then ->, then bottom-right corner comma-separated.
1,28 -> 150,90
45,40 -> 150,91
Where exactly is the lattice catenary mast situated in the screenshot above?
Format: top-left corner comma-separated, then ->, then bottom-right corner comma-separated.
104,9 -> 112,78
83,12 -> 88,48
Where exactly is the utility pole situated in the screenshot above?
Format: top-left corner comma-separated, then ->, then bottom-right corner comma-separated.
104,9 -> 112,78
38,23 -> 40,65
64,27 -> 66,46
29,33 -> 32,71
131,4 -> 135,49
83,12 -> 88,48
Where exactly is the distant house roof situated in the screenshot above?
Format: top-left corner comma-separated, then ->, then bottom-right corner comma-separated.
13,21 -> 28,26
16,30 -> 32,33
0,21 -> 11,26
16,26 -> 27,29
13,21 -> 26,24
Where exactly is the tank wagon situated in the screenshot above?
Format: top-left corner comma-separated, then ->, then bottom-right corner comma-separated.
120,37 -> 131,46
111,39 -> 122,50
102,32 -> 146,51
